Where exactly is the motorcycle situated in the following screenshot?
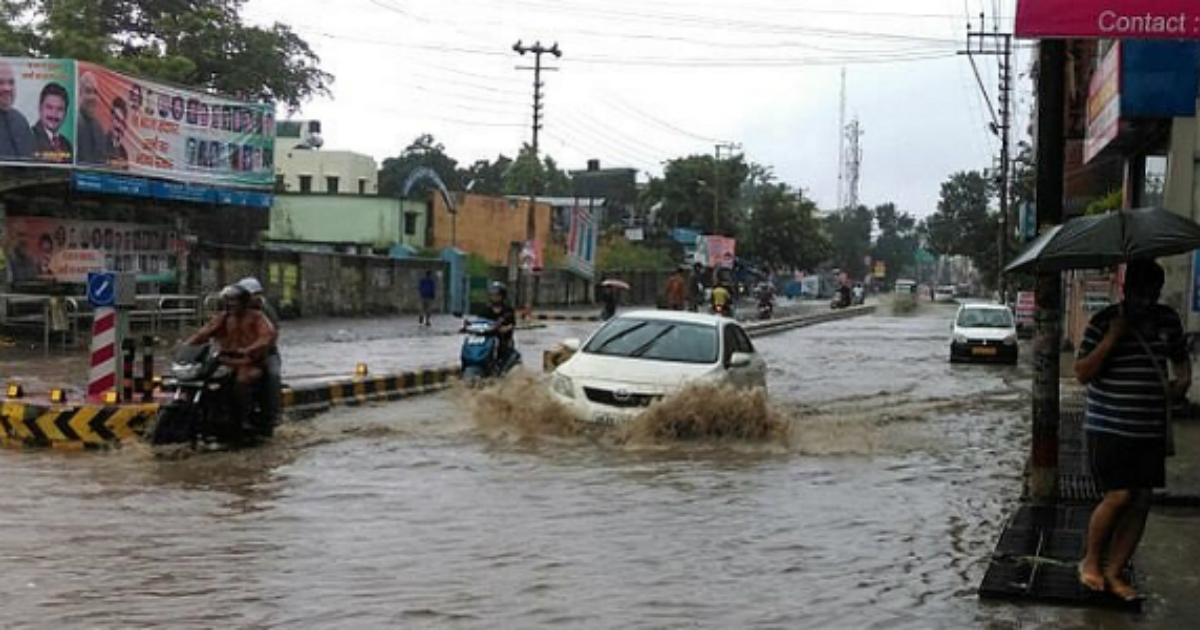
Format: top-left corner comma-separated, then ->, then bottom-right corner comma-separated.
830,293 -> 852,310
757,299 -> 774,320
460,317 -> 522,383
711,302 -> 734,318
145,342 -> 275,448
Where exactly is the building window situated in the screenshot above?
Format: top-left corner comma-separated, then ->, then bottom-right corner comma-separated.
298,175 -> 312,193
404,212 -> 418,236
326,176 -> 339,194
275,174 -> 285,192
358,178 -> 367,195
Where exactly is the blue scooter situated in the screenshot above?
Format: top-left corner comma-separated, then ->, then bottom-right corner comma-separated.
460,317 -> 522,383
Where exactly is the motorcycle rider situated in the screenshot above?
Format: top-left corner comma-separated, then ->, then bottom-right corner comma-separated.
757,283 -> 775,319
835,282 -> 852,308
471,281 -> 517,370
237,277 -> 281,430
711,282 -> 732,316
187,284 -> 276,433
851,282 -> 865,305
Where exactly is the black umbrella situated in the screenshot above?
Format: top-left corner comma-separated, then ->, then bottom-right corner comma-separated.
1004,207 -> 1200,274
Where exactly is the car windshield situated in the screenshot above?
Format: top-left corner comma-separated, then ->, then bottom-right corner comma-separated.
957,308 -> 1013,328
583,318 -> 718,364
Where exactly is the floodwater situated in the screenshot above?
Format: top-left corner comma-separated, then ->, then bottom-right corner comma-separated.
0,303 -> 1188,628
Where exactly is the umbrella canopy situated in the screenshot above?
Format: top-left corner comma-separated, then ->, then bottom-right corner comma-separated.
1005,207 -> 1200,274
600,279 -> 631,290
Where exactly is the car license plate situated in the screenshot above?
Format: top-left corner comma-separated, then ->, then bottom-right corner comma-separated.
591,411 -> 621,425
972,347 -> 997,356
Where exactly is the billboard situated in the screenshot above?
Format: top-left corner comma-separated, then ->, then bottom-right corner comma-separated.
1015,0 -> 1200,40
1084,43 -> 1121,164
696,235 -> 737,269
0,58 -> 76,165
0,58 -> 274,189
3,216 -> 181,284
566,206 -> 598,280
75,61 -> 274,188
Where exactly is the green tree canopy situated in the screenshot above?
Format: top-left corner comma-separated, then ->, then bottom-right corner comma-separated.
458,155 -> 513,196
650,153 -> 749,236
921,170 -> 1001,288
870,202 -> 919,284
11,0 -> 331,112
742,183 -> 830,272
502,144 -> 572,197
378,133 -> 462,199
824,205 -> 873,279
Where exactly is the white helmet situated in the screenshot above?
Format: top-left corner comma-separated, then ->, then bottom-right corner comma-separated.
237,277 -> 264,294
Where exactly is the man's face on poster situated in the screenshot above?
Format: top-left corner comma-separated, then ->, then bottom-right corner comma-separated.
0,63 -> 16,110
40,94 -> 66,132
80,74 -> 99,113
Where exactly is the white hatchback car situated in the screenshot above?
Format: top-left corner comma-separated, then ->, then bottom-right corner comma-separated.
949,302 -> 1018,364
548,310 -> 768,425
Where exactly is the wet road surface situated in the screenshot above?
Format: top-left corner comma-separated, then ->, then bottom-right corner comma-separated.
0,302 -> 1189,628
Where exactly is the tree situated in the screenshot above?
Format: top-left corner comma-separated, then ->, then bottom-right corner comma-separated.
22,0 -> 331,112
650,154 -> 749,236
458,155 -> 513,196
742,183 -> 830,272
501,144 -> 572,197
378,133 -> 462,199
0,1 -> 38,56
824,205 -> 874,279
870,202 -> 919,284
921,171 -> 1000,288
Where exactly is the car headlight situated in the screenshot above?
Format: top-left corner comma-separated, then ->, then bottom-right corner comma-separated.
550,373 -> 575,399
1003,334 -> 1017,345
952,334 -> 968,345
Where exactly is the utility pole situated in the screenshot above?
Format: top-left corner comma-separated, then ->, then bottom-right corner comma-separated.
960,13 -> 1014,302
513,40 -> 561,312
712,141 -> 740,285
837,68 -> 846,210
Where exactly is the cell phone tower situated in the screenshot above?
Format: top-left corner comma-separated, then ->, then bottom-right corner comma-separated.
841,117 -> 864,211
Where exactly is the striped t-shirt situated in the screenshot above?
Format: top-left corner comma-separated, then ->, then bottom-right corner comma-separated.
1078,304 -> 1187,439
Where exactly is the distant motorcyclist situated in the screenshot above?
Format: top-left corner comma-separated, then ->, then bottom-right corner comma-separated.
836,283 -> 852,308
711,283 -> 732,316
471,281 -> 517,365
689,263 -> 706,312
237,276 -> 281,429
851,283 -> 865,305
188,284 -> 276,431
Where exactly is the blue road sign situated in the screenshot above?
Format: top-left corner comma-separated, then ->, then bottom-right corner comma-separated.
87,271 -> 116,308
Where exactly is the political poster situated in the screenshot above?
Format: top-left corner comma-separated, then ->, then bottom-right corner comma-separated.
0,58 -> 76,166
3,216 -> 182,284
75,61 -> 274,189
566,206 -> 598,280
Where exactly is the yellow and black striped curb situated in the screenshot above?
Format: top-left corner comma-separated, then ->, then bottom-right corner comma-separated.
1,365 -> 461,451
282,365 -> 460,416
0,401 -> 157,451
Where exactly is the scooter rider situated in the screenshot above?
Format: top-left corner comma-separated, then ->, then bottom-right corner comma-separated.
188,284 -> 276,433
237,277 -> 281,431
472,281 -> 517,367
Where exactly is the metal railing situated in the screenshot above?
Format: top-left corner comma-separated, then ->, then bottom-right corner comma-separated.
1,292 -> 205,354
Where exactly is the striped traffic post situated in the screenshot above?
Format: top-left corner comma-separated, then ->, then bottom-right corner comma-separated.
86,306 -> 119,401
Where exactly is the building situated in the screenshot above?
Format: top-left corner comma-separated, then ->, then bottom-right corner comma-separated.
266,195 -> 428,255
272,120 -> 378,195
430,193 -> 551,266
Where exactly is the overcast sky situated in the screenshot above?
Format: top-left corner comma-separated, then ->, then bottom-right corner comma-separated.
244,0 -> 1032,218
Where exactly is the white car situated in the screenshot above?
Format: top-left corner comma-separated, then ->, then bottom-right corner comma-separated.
949,302 -> 1018,364
548,310 -> 768,425
934,285 -> 956,302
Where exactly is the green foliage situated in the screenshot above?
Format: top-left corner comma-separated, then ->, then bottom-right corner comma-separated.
649,153 -> 749,236
921,171 -> 1001,288
824,205 -> 873,279
459,155 -> 513,196
501,144 -> 572,197
741,183 -> 830,272
870,203 -> 920,284
597,239 -> 673,271
378,134 -> 462,200
466,252 -> 492,278
1085,189 -> 1123,216
18,0 -> 331,112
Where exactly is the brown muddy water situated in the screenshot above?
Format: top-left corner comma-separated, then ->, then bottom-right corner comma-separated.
0,306 -> 1183,628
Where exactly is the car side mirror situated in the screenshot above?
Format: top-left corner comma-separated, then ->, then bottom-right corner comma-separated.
728,352 -> 752,368
561,337 -> 581,352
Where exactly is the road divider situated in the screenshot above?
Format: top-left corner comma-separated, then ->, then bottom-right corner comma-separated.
743,305 -> 876,338
1,365 -> 462,451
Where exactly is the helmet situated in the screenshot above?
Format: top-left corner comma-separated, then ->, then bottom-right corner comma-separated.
237,277 -> 263,294
487,281 -> 507,297
219,284 -> 250,303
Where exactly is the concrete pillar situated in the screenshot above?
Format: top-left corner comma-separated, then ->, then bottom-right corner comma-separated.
1163,116 -> 1198,317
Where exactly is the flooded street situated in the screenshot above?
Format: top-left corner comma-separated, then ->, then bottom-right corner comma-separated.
0,304 -> 1168,628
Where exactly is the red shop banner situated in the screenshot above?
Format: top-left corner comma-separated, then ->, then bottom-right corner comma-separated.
1016,0 -> 1200,40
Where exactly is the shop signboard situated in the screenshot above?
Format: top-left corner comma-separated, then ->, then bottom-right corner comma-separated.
566,206 -> 598,279
1084,43 -> 1121,164
1016,0 -> 1200,40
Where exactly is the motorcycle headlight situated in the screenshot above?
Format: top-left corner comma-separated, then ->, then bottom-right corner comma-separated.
550,373 -> 575,399
171,363 -> 203,381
